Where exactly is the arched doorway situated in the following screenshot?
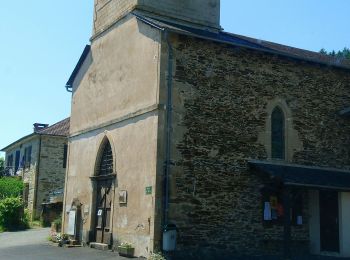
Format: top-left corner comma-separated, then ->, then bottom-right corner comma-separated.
92,139 -> 116,244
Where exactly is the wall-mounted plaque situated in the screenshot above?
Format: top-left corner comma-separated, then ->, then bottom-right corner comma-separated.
145,186 -> 152,195
67,210 -> 76,235
119,190 -> 127,204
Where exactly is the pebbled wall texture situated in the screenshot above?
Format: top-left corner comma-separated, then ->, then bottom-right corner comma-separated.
166,33 -> 350,258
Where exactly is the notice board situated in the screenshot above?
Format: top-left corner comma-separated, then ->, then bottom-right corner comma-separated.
67,210 -> 76,235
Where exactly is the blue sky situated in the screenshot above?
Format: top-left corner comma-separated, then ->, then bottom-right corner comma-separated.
0,0 -> 349,157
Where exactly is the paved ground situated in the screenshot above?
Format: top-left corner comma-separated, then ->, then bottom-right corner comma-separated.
0,228 -> 346,260
0,228 -> 129,260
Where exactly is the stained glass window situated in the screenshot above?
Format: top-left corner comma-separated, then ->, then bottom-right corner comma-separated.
271,107 -> 285,159
97,141 -> 114,176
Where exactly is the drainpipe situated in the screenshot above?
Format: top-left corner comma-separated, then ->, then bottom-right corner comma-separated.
163,30 -> 174,227
62,140 -> 71,234
33,135 -> 42,220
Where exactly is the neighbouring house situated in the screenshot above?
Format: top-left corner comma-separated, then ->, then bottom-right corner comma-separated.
1,118 -> 70,221
62,0 -> 350,258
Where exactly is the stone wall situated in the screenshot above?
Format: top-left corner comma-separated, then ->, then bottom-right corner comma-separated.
93,0 -> 220,36
93,0 -> 137,35
36,136 -> 67,217
166,34 -> 350,257
4,136 -> 40,218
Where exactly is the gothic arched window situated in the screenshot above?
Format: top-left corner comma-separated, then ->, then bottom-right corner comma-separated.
271,107 -> 285,159
97,141 -> 114,176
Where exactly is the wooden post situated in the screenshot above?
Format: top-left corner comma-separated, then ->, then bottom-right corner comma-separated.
283,187 -> 291,259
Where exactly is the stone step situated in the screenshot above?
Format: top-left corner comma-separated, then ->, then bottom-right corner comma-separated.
89,242 -> 109,251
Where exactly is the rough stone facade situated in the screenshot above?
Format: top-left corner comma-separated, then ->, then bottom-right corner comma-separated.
36,136 -> 67,212
2,119 -> 69,220
5,137 -> 40,215
166,34 -> 350,257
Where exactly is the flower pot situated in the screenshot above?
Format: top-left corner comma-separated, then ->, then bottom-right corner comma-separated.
118,246 -> 135,258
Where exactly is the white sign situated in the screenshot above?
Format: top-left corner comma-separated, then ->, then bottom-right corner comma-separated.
67,210 -> 76,235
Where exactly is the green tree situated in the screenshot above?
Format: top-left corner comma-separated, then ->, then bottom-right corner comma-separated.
0,177 -> 24,199
0,197 -> 29,231
320,47 -> 350,59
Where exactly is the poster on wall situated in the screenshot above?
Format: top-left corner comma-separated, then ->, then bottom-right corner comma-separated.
67,210 -> 76,236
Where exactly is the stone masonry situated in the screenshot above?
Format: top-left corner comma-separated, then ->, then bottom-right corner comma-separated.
167,34 -> 350,257
93,0 -> 220,36
1,118 -> 69,220
36,136 -> 67,213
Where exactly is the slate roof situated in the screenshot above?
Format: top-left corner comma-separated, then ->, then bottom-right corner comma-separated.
249,160 -> 350,191
67,14 -> 350,91
134,14 -> 350,70
37,117 -> 70,136
65,45 -> 91,90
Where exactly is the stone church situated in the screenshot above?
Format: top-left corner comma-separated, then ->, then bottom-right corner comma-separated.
62,0 -> 350,258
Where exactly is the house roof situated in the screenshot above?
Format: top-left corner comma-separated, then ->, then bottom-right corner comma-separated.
36,117 -> 70,136
1,118 -> 70,152
134,14 -> 350,70
66,14 -> 349,92
249,160 -> 350,191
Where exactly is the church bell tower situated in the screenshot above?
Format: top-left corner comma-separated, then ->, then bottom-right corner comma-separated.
93,0 -> 221,36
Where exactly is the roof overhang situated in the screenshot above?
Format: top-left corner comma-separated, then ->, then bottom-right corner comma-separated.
1,133 -> 38,152
133,14 -> 350,71
249,160 -> 350,191
65,45 -> 91,92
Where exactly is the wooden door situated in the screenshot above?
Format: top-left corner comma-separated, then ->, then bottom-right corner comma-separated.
95,180 -> 112,244
319,190 -> 339,252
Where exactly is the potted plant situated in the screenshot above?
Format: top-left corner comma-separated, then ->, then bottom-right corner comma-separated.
58,233 -> 70,247
117,242 -> 135,258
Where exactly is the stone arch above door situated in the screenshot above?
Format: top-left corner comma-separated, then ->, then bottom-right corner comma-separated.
93,131 -> 117,177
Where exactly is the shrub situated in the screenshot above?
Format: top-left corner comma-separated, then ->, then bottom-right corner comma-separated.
149,252 -> 166,260
0,177 -> 24,199
53,215 -> 62,232
0,197 -> 29,231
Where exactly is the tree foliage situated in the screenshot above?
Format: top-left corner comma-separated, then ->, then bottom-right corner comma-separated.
0,197 -> 29,231
320,47 -> 350,59
0,177 -> 24,199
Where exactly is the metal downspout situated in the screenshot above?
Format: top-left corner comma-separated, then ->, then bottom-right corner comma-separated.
62,140 -> 71,234
164,30 -> 174,227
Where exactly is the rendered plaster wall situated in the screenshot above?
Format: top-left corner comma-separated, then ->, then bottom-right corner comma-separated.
70,16 -> 161,135
165,34 -> 350,257
93,0 -> 220,35
64,115 -> 159,257
64,16 -> 161,258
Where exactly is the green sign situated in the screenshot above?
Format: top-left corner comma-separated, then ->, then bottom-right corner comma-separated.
145,186 -> 152,195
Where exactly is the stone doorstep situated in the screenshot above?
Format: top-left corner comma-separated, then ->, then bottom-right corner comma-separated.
89,242 -> 109,251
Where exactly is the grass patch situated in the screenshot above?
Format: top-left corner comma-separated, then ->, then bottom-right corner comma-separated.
30,220 -> 42,228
